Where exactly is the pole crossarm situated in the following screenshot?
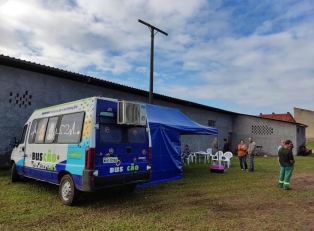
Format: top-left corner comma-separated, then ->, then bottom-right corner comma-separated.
138,19 -> 168,36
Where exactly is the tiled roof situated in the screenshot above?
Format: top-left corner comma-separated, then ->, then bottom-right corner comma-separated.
259,112 -> 296,122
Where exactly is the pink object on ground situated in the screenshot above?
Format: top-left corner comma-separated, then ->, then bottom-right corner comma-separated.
210,164 -> 227,173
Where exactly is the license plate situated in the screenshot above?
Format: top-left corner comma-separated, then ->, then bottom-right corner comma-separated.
103,157 -> 118,164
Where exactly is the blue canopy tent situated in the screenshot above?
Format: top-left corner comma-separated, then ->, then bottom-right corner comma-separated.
141,104 -> 218,187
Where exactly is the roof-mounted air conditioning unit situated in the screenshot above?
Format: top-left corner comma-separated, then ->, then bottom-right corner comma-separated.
117,101 -> 147,126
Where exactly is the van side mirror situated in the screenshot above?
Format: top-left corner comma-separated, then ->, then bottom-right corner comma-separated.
9,137 -> 18,148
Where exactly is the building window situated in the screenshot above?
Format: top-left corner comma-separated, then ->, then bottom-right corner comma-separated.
208,120 -> 216,127
251,125 -> 274,135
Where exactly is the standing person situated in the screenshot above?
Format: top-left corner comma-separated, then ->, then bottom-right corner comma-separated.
289,142 -> 294,154
277,140 -> 285,166
212,137 -> 218,155
223,138 -> 230,153
278,140 -> 285,151
278,140 -> 295,190
247,137 -> 256,172
238,140 -> 248,170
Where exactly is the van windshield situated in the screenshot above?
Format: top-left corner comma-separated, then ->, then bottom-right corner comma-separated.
99,112 -> 146,144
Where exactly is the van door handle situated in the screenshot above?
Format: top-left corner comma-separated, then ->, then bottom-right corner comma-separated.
22,147 -> 25,151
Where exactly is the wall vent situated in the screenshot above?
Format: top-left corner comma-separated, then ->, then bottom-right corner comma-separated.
9,91 -> 32,108
251,125 -> 273,135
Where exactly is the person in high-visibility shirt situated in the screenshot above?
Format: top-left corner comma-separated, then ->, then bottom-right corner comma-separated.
278,140 -> 295,190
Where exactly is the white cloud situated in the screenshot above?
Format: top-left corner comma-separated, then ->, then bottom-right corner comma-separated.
0,0 -> 313,115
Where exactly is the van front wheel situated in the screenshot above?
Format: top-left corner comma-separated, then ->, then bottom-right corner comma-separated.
59,174 -> 80,206
11,162 -> 20,183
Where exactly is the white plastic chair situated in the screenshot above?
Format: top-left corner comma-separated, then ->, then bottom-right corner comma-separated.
206,148 -> 212,163
186,155 -> 191,165
190,152 -> 196,163
221,151 -> 233,168
212,151 -> 223,164
182,153 -> 193,165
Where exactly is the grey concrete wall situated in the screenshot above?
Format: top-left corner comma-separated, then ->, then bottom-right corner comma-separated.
180,108 -> 232,153
232,115 -> 300,156
0,65 -> 147,155
0,65 -> 232,156
1,64 -> 303,159
149,99 -> 233,152
151,99 -> 233,152
294,108 -> 314,142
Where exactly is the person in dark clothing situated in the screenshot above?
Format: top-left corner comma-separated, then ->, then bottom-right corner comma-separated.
298,145 -> 312,156
182,144 -> 191,165
278,140 -> 295,190
289,142 -> 294,152
223,138 -> 229,153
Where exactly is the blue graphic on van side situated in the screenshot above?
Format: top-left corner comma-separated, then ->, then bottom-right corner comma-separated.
16,158 -> 24,166
64,137 -> 89,176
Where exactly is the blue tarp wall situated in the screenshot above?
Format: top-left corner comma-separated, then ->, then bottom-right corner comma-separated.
141,104 -> 218,187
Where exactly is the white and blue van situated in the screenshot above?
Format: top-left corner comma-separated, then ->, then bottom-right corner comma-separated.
9,97 -> 152,205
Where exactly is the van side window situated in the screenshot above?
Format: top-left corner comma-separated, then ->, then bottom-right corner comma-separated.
28,119 -> 38,143
128,127 -> 146,144
57,112 -> 84,143
19,124 -> 28,144
45,117 -> 58,143
35,118 -> 49,143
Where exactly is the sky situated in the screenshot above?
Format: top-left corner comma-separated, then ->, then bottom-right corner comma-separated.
0,0 -> 313,116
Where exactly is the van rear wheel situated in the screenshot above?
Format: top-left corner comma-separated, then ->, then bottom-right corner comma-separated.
59,174 -> 80,206
11,162 -> 20,183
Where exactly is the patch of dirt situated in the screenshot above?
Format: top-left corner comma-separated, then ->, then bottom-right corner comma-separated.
185,198 -> 236,213
292,174 -> 314,191
306,201 -> 314,231
291,173 -> 314,231
307,202 -> 314,231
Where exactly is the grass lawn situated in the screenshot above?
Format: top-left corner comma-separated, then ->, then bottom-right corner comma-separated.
1,155 -> 314,231
306,141 -> 314,150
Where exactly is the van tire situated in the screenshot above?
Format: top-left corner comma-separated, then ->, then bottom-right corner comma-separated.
126,184 -> 137,193
59,174 -> 80,206
11,162 -> 20,183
